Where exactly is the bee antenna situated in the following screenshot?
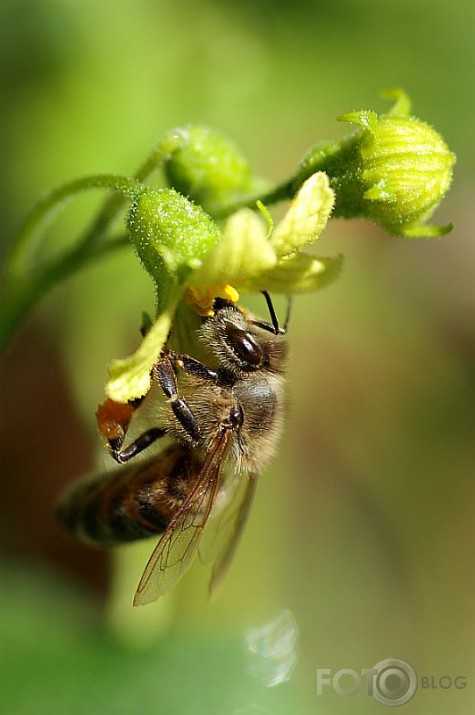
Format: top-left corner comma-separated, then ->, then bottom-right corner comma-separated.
260,290 -> 291,335
283,296 -> 292,333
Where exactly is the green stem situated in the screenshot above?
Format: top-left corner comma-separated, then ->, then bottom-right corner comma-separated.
5,174 -> 142,285
0,173 -> 143,351
0,131 -> 190,353
0,232 -> 130,353
211,179 -> 294,219
213,137 -> 361,219
78,132 -> 183,251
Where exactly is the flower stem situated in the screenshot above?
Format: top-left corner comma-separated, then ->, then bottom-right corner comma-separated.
78,133 -> 183,251
0,172 -> 140,352
0,232 -> 130,353
0,132 -> 187,353
211,179 -> 294,219
5,175 -> 141,287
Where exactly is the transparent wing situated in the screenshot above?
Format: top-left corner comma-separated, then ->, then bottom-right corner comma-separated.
133,431 -> 233,606
199,471 -> 258,597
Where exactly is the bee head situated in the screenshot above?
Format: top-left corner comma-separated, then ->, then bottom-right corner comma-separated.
198,298 -> 288,376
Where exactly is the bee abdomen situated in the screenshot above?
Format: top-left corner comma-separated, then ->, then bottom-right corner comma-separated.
56,446 -> 198,547
56,470 -> 164,546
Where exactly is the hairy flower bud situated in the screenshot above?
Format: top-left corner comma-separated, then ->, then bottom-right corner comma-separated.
163,125 -> 258,214
127,187 -> 221,308
296,90 -> 455,237
107,188 -> 222,402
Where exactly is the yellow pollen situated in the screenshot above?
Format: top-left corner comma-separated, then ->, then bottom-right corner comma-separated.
184,284 -> 240,316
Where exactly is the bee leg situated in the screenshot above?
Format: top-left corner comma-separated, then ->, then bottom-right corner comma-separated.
167,351 -> 219,382
154,354 -> 204,443
96,397 -> 166,464
111,426 -> 166,463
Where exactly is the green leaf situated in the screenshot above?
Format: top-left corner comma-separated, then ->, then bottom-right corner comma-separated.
381,87 -> 412,117
393,221 -> 454,239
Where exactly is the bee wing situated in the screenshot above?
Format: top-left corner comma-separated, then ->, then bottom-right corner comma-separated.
133,430 -> 233,607
199,471 -> 258,597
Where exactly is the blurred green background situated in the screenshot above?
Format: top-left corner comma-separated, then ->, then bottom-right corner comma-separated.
0,1 -> 474,714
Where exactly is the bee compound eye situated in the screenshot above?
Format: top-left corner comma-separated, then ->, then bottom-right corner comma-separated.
225,324 -> 263,368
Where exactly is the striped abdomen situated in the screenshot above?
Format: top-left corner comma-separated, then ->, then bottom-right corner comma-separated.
56,445 -> 201,546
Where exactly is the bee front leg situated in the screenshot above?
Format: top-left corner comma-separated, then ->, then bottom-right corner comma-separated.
167,351 -> 220,382
154,353 -> 212,443
96,397 -> 166,464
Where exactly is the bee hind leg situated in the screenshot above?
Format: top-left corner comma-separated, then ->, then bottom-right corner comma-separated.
96,397 -> 166,464
112,427 -> 166,463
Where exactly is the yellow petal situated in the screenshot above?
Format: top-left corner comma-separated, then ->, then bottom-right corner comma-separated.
270,172 -> 335,257
184,283 -> 240,317
244,252 -> 343,293
105,302 -> 177,402
191,208 -> 277,286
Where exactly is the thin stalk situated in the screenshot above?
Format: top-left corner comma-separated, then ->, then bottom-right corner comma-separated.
0,232 -> 130,353
1,132 -> 187,353
5,175 -> 142,287
1,175 -> 142,352
78,136 -> 180,250
211,179 -> 294,219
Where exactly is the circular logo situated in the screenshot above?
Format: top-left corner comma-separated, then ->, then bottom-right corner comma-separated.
371,658 -> 417,707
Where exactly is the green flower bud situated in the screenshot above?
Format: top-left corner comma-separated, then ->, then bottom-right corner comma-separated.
163,125 -> 257,214
108,189 -> 222,402
127,187 -> 221,309
296,90 -> 455,237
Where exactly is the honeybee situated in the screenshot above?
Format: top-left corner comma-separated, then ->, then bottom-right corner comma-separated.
56,293 -> 289,606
